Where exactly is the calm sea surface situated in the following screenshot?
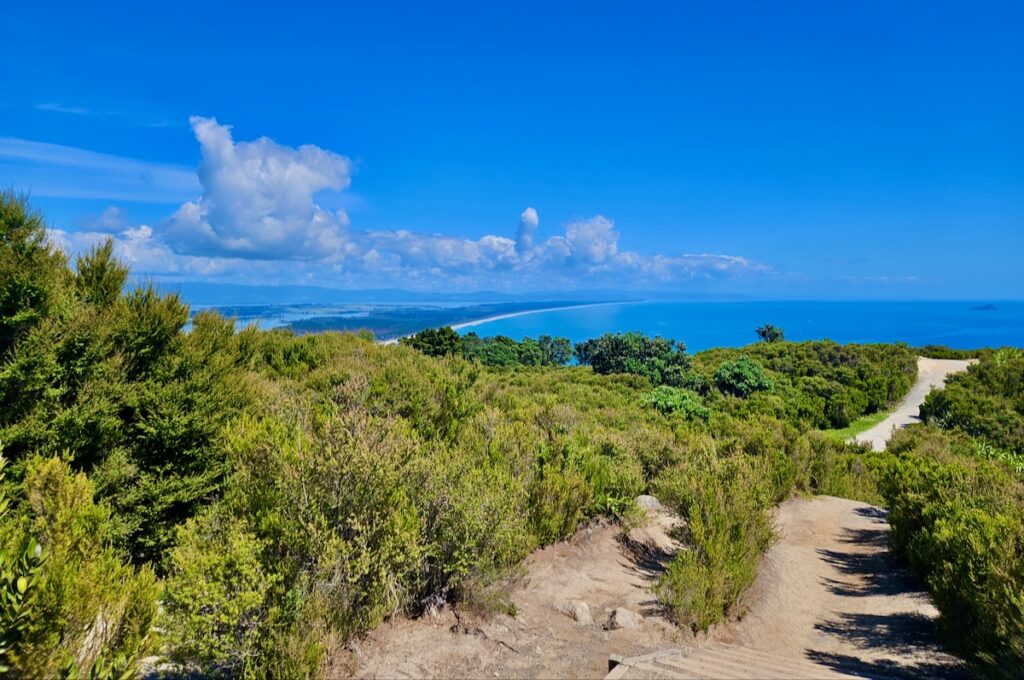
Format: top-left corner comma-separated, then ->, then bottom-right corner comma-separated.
457,301 -> 1024,351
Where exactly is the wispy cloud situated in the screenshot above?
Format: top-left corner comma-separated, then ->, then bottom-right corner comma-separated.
35,102 -> 91,116
0,137 -> 199,203
33,102 -> 176,127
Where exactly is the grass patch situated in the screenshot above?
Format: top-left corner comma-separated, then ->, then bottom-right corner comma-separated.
823,410 -> 890,441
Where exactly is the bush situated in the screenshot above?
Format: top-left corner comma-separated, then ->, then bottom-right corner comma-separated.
164,511 -> 279,673
654,453 -> 775,632
880,426 -> 1024,675
640,386 -> 710,421
920,349 -> 1024,454
755,323 -> 784,343
0,456 -> 159,677
714,356 -> 774,397
400,326 -> 463,357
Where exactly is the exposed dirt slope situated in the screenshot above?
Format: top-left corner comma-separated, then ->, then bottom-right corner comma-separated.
352,502 -> 687,678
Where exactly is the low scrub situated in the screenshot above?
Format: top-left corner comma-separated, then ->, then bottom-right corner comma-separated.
880,426 -> 1024,676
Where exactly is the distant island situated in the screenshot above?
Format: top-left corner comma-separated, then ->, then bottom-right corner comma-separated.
971,304 -> 998,311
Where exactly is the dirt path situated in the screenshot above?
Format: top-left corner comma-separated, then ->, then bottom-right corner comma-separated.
715,496 -> 966,678
352,501 -> 688,678
853,357 -> 972,451
352,495 -> 966,679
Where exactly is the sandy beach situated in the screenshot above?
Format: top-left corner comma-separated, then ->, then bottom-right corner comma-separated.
380,301 -> 624,345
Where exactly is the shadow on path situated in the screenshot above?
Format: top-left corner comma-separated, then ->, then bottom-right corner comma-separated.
805,649 -> 970,680
809,503 -> 967,678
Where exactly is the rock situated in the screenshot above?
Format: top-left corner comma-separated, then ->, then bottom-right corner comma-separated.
606,607 -> 643,630
635,495 -> 663,512
556,599 -> 593,625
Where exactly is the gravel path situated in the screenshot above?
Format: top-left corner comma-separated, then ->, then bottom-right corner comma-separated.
853,357 -> 972,451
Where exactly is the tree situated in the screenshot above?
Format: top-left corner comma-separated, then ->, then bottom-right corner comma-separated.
755,323 -> 785,343
574,332 -> 691,386
74,238 -> 129,307
538,335 -> 572,366
400,326 -> 463,357
0,192 -> 70,358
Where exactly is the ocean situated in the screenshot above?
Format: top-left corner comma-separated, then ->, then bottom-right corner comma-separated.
455,301 -> 1024,351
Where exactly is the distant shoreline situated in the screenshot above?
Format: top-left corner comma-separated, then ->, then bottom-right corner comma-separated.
381,301 -> 627,345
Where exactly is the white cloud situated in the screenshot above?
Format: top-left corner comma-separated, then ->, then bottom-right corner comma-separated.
516,206 -> 539,254
559,215 -> 618,265
33,118 -> 770,291
79,206 -> 130,232
163,117 -> 352,260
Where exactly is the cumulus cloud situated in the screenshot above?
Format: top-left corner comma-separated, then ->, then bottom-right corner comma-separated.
163,116 -> 352,260
516,207 -> 539,255
42,118 -> 769,290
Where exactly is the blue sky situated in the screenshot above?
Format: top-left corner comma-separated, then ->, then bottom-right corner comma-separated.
2,1 -> 1021,298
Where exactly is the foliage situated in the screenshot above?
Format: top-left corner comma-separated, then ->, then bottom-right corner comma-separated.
920,348 -> 1024,454
640,386 -> 710,421
880,425 -> 1024,675
164,511 -> 279,674
0,191 -> 70,359
916,345 -> 982,360
0,455 -> 46,674
714,356 -> 774,397
402,327 -> 573,369
399,325 -> 463,357
694,340 -> 917,429
574,332 -> 692,386
755,323 -> 784,343
654,453 -> 775,631
1,192 -> 1000,677
538,334 -> 572,366
0,455 -> 159,677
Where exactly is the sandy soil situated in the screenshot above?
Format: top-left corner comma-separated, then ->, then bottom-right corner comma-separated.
853,357 -> 973,451
349,497 -> 966,679
715,496 -> 966,679
351,503 -> 689,678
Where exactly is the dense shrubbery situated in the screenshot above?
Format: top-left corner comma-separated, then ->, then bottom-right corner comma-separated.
916,345 -> 983,360
401,327 -> 572,368
920,348 -> 1024,454
879,425 -> 1024,676
640,386 -> 710,421
574,332 -> 693,387
714,356 -> 774,397
694,340 -> 917,429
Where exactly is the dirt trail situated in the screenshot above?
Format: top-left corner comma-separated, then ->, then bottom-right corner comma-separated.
352,496 -> 966,679
713,496 -> 966,678
853,357 -> 972,451
352,502 -> 689,678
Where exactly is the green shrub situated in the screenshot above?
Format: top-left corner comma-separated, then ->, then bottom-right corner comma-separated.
714,356 -> 774,397
164,511 -> 279,673
654,454 -> 775,631
880,426 -> 1024,675
574,332 -> 692,387
1,456 -> 159,677
640,386 -> 711,421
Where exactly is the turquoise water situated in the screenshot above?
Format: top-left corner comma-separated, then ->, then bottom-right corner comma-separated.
458,301 -> 1024,351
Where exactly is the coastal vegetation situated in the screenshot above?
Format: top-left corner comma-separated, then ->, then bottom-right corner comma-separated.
0,193 -> 1021,677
